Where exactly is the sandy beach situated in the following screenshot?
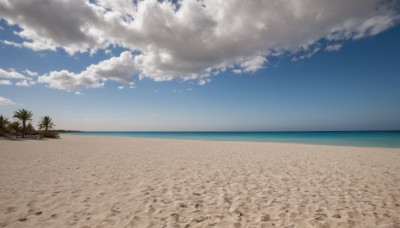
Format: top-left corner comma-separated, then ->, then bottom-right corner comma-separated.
0,135 -> 399,227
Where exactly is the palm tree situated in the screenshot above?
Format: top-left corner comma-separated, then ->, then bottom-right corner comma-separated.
38,116 -> 55,134
0,115 -> 9,132
13,109 -> 33,138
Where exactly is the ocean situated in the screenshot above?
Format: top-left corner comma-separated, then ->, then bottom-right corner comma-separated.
70,131 -> 400,148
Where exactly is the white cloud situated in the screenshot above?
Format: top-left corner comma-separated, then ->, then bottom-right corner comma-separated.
38,51 -> 138,91
232,69 -> 242,75
0,80 -> 12,85
24,69 -> 39,77
2,40 -> 23,48
0,68 -> 37,87
0,0 -> 106,54
105,49 -> 112,55
325,44 -> 343,52
0,68 -> 26,79
198,78 -> 211,86
16,79 -> 35,87
0,96 -> 16,105
292,46 -> 321,62
1,0 -> 399,90
239,56 -> 267,73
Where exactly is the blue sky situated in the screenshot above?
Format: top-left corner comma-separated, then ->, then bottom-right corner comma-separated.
0,0 -> 399,131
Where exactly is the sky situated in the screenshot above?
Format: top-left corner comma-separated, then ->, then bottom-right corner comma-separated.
0,0 -> 400,131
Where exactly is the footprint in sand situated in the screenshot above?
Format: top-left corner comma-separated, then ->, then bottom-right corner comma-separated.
109,204 -> 121,217
18,218 -> 28,222
260,214 -> 270,222
5,207 -> 17,214
97,192 -> 105,197
193,216 -> 208,223
167,213 -> 179,226
145,204 -> 156,214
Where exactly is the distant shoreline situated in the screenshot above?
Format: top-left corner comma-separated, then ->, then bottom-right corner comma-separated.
68,130 -> 400,133
56,130 -> 83,133
67,131 -> 400,148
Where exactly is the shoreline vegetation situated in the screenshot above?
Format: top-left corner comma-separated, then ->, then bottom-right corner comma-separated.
0,109 -> 59,140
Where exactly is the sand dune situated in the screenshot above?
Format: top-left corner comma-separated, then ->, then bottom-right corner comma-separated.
0,135 -> 399,227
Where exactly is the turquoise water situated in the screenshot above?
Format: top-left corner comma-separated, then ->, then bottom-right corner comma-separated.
70,131 -> 400,148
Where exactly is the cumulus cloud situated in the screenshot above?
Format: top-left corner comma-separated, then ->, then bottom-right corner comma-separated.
239,56 -> 267,73
0,68 -> 38,86
38,51 -> 138,91
0,0 -> 107,54
0,80 -> 12,85
1,0 -> 399,90
0,68 -> 26,79
0,96 -> 16,105
16,79 -> 35,87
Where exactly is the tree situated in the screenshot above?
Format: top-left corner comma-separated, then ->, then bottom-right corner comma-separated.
13,109 -> 33,138
26,122 -> 36,134
38,116 -> 55,134
9,121 -> 21,135
0,115 -> 8,132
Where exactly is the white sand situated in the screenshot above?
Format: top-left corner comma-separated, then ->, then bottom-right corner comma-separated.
0,135 -> 399,227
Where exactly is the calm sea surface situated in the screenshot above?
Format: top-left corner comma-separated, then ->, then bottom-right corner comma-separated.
70,131 -> 400,148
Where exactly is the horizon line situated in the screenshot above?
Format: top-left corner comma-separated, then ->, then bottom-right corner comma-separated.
63,130 -> 400,133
